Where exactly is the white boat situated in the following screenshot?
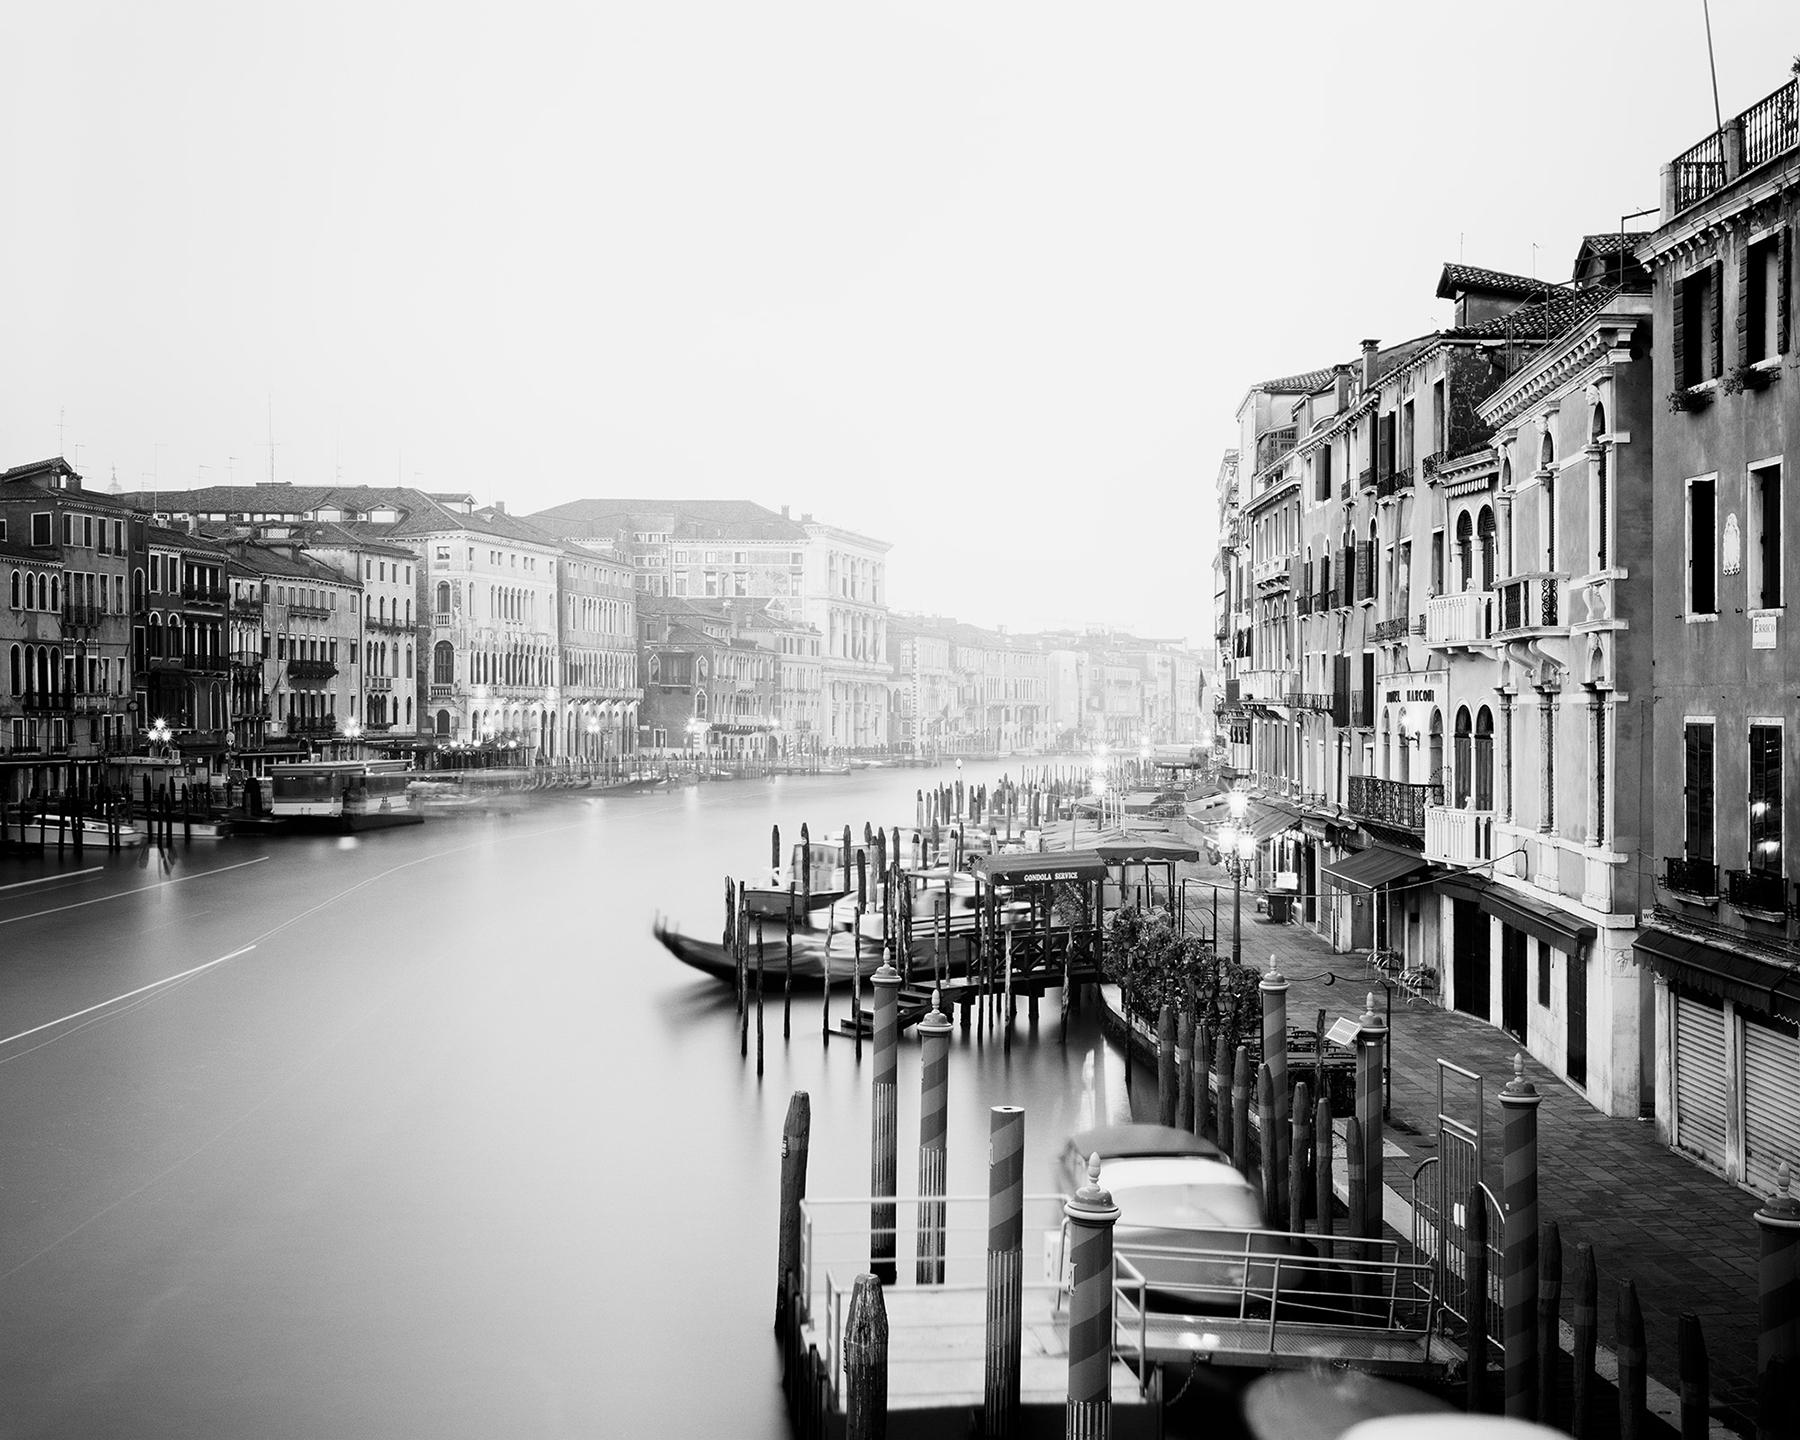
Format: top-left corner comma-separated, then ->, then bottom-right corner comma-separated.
6,815 -> 148,848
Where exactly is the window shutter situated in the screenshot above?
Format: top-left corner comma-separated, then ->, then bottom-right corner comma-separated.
1708,261 -> 1725,378
1377,419 -> 1393,477
1673,273 -> 1688,382
1781,226 -> 1793,355
1738,242 -> 1753,368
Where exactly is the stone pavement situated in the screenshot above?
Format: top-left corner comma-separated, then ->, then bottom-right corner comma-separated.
1157,846 -> 1766,1438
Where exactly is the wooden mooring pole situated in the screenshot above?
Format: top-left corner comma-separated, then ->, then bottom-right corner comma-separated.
844,1273 -> 888,1440
983,1105 -> 1025,1439
775,1091 -> 811,1335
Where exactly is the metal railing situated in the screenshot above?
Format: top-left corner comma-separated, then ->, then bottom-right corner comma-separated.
1663,856 -> 1718,898
1494,573 -> 1565,635
181,585 -> 229,605
1375,465 -> 1413,500
1727,868 -> 1787,915
286,602 -> 331,619
1348,775 -> 1442,830
286,658 -> 338,680
1669,78 -> 1800,213
1373,616 -> 1412,644
1283,690 -> 1333,712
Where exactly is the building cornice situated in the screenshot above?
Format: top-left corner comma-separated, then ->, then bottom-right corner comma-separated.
1477,307 -> 1647,428
1637,156 -> 1800,269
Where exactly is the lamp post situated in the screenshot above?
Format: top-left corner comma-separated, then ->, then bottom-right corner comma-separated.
1219,789 -> 1253,968
341,716 -> 363,758
147,717 -> 173,758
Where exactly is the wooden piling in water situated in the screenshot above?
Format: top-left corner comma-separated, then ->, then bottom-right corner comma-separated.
1288,1080 -> 1312,1234
1617,1279 -> 1646,1440
1175,1010 -> 1193,1131
1314,1093 -> 1333,1236
1213,1029 -> 1233,1156
784,892 -> 794,1039
1193,1021 -> 1212,1139
1679,1310 -> 1709,1440
1063,1154 -> 1120,1440
870,961 -> 900,1285
853,912 -> 864,1061
1571,1241 -> 1597,1439
775,1090 -> 811,1336
983,1105 -> 1025,1440
1157,1004 -> 1177,1128
1231,1045 -> 1250,1178
843,1273 -> 888,1440
916,992 -> 951,1285
755,921 -> 765,1078
1257,1064 -> 1279,1229
1538,1220 -> 1562,1429
1500,1056 -> 1542,1421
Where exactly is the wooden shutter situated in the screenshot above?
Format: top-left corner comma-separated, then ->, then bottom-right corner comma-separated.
1683,722 -> 1714,860
1673,272 -> 1688,383
1738,242 -> 1753,368
1674,994 -> 1729,1169
1708,261 -> 1725,378
1780,226 -> 1792,355
1744,1019 -> 1800,1195
1377,416 -> 1393,477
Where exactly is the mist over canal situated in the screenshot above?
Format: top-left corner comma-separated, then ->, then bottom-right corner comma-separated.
0,761 -> 1119,1439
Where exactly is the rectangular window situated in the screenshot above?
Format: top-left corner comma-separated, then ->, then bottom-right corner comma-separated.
1430,529 -> 1444,594
1688,476 -> 1717,615
82,516 -> 92,549
1537,939 -> 1550,1006
61,515 -> 72,546
1679,265 -> 1721,386
113,521 -> 122,552
1750,722 -> 1783,873
1748,234 -> 1781,365
1316,444 -> 1332,502
1432,379 -> 1447,454
1750,461 -> 1782,609
1400,399 -> 1415,470
30,513 -> 50,547
1684,721 -> 1715,860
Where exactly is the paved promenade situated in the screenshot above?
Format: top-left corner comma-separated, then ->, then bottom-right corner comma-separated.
1156,845 -> 1767,1437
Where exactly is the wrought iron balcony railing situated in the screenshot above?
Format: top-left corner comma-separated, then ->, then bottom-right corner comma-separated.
1663,856 -> 1718,899
1493,573 -> 1567,638
1347,775 -> 1441,831
1727,868 -> 1788,916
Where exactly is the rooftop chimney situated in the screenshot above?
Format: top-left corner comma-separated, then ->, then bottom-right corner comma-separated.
1334,364 -> 1352,409
780,504 -> 790,519
1360,339 -> 1380,390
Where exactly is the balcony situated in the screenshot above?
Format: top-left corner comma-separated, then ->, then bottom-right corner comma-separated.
1662,856 -> 1719,900
367,675 -> 394,692
287,602 -> 331,619
1347,775 -> 1442,831
1425,590 -> 1495,651
1283,690 -> 1333,713
186,655 -> 229,674
1668,78 -> 1799,215
19,692 -> 72,713
1354,543 -> 1376,603
61,602 -> 104,629
1346,688 -> 1374,728
433,611 -> 454,628
181,585 -> 229,607
1375,465 -> 1414,501
428,683 -> 456,700
1726,868 -> 1788,919
285,718 -> 341,738
1252,554 -> 1295,588
1356,466 -> 1374,494
286,658 -> 339,681
1254,426 -> 1297,474
369,618 -> 415,634
1426,805 -> 1494,866
1373,616 -> 1413,644
1492,573 -> 1567,639
231,597 -> 264,616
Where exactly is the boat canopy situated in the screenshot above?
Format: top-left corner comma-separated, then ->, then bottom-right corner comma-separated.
972,851 -> 1109,887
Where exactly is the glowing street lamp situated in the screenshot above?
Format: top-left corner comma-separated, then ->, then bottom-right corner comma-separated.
147,717 -> 172,757
1218,789 -> 1256,968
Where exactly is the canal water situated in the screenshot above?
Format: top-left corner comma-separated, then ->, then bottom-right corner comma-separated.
0,761 -> 1127,1438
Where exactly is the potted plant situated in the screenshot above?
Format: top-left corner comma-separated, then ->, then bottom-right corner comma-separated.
1667,387 -> 1712,414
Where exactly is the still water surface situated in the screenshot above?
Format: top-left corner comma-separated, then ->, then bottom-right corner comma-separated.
0,762 -> 1121,1438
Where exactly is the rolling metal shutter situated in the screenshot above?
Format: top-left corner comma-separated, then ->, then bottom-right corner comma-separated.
1743,1019 -> 1800,1196
1674,994 -> 1729,1170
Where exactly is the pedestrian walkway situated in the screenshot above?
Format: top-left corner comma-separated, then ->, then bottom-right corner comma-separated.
1159,847 -> 1764,1437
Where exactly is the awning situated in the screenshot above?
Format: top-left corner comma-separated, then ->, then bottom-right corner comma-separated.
1635,927 -> 1800,1025
1433,869 -> 1490,905
972,851 -> 1108,886
1322,843 -> 1431,892
1481,887 -> 1596,952
1094,838 -> 1200,864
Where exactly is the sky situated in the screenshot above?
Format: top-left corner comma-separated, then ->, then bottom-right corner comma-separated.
1,1 -> 1792,646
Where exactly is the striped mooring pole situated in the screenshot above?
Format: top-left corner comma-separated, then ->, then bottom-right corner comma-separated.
1500,1053 -> 1542,1420
984,1105 -> 1025,1439
1261,962 -> 1290,1219
915,991 -> 951,1285
1756,1160 -> 1800,1440
1354,994 -> 1386,1238
1064,1153 -> 1120,1440
870,960 -> 901,1285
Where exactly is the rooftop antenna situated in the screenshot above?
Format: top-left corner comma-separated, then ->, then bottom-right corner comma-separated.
57,406 -> 66,457
266,395 -> 277,484
1618,204 -> 1659,288
1701,0 -> 1725,138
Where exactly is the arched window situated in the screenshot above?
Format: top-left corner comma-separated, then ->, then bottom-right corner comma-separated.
48,576 -> 57,613
1540,430 -> 1554,470
1477,507 -> 1497,589
436,581 -> 450,614
134,568 -> 146,608
35,573 -> 47,610
7,645 -> 17,696
1453,706 -> 1473,808
1455,512 -> 1474,591
1474,706 -> 1495,810
1428,709 -> 1444,793
7,571 -> 16,609
694,689 -> 708,718
435,708 -> 451,737
432,641 -> 455,685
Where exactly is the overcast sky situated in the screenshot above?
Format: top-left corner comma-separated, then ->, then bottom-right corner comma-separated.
1,2 -> 1791,643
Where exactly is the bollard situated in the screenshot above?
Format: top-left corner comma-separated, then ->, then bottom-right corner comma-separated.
1314,1094 -> 1334,1237
1538,1220 -> 1562,1430
1500,1054 -> 1542,1420
801,824 -> 812,918
844,1273 -> 888,1440
1571,1241 -> 1598,1439
984,1106 -> 1025,1439
1257,1064 -> 1279,1229
915,992 -> 951,1285
1346,1116 -> 1366,1267
784,897 -> 794,1040
1288,1080 -> 1312,1235
1679,1311 -> 1709,1440
853,916 -> 864,1061
1175,1011 -> 1194,1132
1467,1188 -> 1490,1413
1231,1045 -> 1251,1178
1617,1279 -> 1646,1440
1755,1160 -> 1800,1440
755,921 -> 766,1078
1157,1004 -> 1177,1128
1261,962 -> 1290,1221
1064,1154 -> 1120,1440
1212,1029 -> 1232,1153
869,960 -> 900,1286
775,1091 -> 811,1335
1354,993 -> 1386,1240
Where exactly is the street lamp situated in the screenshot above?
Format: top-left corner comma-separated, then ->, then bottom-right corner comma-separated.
148,717 -> 172,758
341,716 -> 363,756
1219,789 -> 1255,968
686,717 -> 708,761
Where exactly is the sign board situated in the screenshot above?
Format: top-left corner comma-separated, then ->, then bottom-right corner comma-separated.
1274,870 -> 1299,892
1753,613 -> 1778,650
1325,1017 -> 1362,1049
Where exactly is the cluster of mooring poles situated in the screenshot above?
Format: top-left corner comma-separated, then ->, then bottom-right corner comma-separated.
774,972 -> 1128,1437
0,788 -> 157,853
